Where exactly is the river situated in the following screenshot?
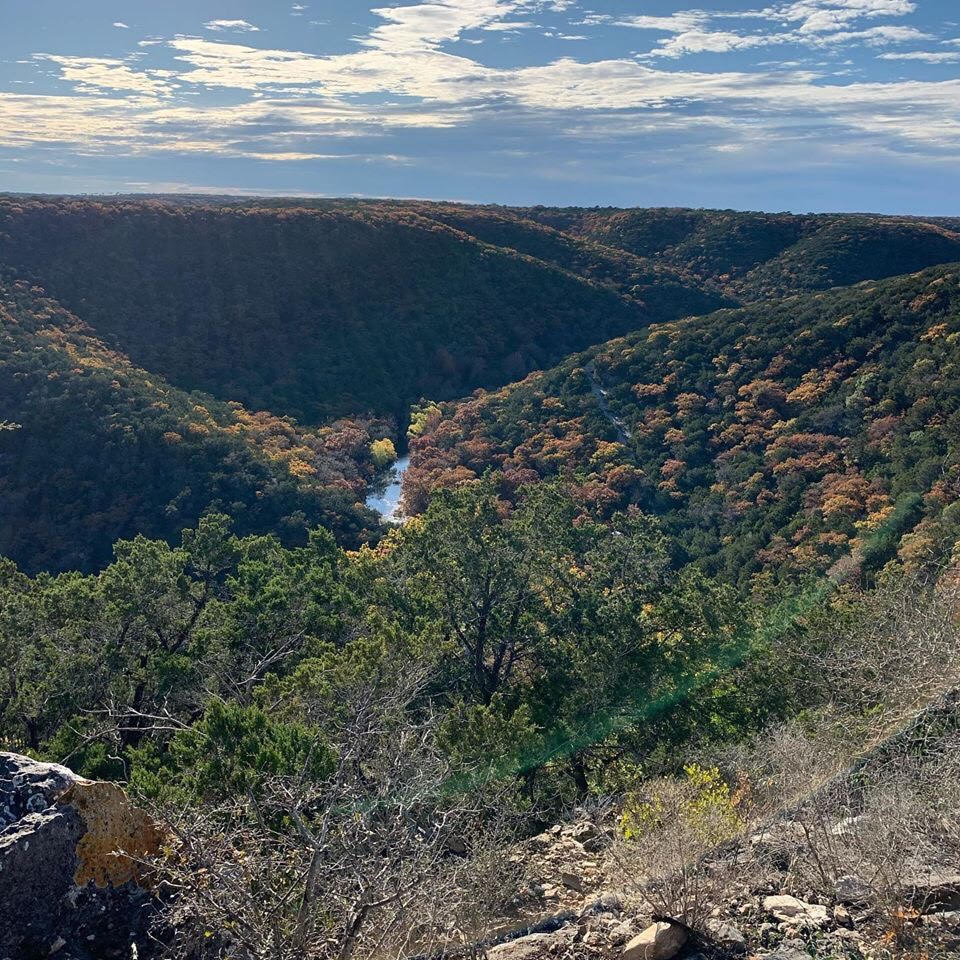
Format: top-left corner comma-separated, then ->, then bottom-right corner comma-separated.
365,455 -> 410,522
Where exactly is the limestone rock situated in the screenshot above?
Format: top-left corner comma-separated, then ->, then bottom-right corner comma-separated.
609,920 -> 637,945
571,821 -> 599,843
706,919 -> 747,953
902,869 -> 960,912
766,948 -> 810,960
622,921 -> 688,960
0,808 -> 84,950
0,753 -> 78,826
487,925 -> 578,960
834,874 -> 872,904
61,778 -> 165,888
0,751 -> 163,959
762,894 -> 828,926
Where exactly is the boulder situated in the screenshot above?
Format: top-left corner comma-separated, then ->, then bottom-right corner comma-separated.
487,925 -> 578,960
902,869 -> 960,912
571,821 -> 600,843
571,821 -> 607,852
762,894 -> 828,926
622,921 -> 688,960
0,752 -> 163,959
834,874 -> 872,904
705,919 -> 747,953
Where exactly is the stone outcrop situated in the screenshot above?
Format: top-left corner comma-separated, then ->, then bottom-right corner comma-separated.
622,921 -> 687,960
0,752 -> 163,959
762,895 -> 829,927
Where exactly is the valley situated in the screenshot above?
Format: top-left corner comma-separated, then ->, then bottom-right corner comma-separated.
1,197 -> 960,960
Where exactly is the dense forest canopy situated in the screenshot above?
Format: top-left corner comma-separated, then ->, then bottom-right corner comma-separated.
406,265 -> 960,585
0,281 -> 389,573
516,206 -> 960,299
0,198 -> 718,424
2,196 -> 960,577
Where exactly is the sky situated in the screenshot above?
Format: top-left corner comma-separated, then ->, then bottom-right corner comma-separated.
1,0 -> 959,212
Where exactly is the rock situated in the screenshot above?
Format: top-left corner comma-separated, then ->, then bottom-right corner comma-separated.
609,921 -> 637,945
561,868 -> 585,892
832,904 -> 853,929
766,948 -> 810,960
0,752 -> 163,959
488,926 -> 577,960
572,821 -> 599,842
0,808 -> 84,951
571,821 -> 607,852
706,920 -> 747,953
0,753 -> 77,827
446,835 -> 468,856
622,921 -> 688,960
902,869 -> 960,912
529,832 -> 553,852
830,815 -> 864,838
758,921 -> 776,942
928,911 -> 960,930
762,895 -> 828,926
834,874 -> 872,904
584,891 -> 624,914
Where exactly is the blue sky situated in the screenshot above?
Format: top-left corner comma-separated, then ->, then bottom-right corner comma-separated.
1,0 -> 959,211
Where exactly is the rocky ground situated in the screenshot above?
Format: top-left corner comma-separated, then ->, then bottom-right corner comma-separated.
485,819 -> 960,960
2,752 -> 957,960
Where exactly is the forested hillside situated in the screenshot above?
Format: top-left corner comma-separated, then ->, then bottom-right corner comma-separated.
3,197 -> 960,578
406,265 -> 960,584
4,199 -> 960,428
0,198 -> 723,423
0,281 -> 388,573
519,206 -> 960,299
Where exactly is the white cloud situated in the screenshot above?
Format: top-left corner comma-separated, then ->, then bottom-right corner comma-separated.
6,0 -> 960,173
203,20 -> 261,33
611,0 -> 926,59
35,54 -> 175,97
880,50 -> 960,62
768,0 -> 917,33
482,21 -> 535,31
614,13 -> 707,33
648,29 -> 791,58
361,0 -> 533,52
815,24 -> 929,44
112,22 -> 129,29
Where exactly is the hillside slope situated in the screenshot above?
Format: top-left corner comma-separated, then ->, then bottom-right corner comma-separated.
0,281 -> 389,573
406,265 -> 960,584
0,198 -> 727,424
518,207 -> 960,299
